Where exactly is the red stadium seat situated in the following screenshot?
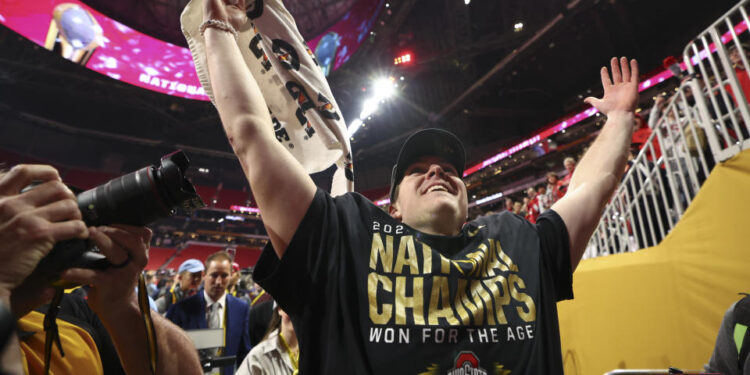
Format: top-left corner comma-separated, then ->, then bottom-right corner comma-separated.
215,189 -> 250,210
164,244 -> 261,270
145,247 -> 177,270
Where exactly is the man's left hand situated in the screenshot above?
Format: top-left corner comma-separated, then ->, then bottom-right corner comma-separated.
61,225 -> 152,318
584,57 -> 639,116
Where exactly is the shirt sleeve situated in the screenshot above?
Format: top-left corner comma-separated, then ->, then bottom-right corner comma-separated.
252,188 -> 356,315
535,210 -> 574,301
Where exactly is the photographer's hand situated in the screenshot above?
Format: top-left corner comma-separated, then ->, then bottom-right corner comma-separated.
0,165 -> 88,293
62,225 -> 151,315
62,225 -> 202,375
0,165 -> 88,375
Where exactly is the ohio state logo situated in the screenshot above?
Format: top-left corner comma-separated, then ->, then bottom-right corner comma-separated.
447,352 -> 487,375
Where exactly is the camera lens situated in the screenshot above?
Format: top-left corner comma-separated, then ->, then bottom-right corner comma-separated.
77,150 -> 205,227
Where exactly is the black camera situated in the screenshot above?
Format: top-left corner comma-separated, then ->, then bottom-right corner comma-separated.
30,150 -> 205,285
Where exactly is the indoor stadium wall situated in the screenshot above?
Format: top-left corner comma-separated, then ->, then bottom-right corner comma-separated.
558,149 -> 750,374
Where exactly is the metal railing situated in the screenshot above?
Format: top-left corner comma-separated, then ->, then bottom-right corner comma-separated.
584,0 -> 750,258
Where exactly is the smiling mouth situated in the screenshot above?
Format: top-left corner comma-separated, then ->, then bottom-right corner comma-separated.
425,184 -> 453,194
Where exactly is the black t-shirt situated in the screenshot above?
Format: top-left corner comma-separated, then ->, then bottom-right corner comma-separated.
254,189 -> 573,374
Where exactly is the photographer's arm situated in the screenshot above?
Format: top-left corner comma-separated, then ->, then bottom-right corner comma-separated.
96,295 -> 203,375
203,0 -> 316,259
62,226 -> 202,375
0,165 -> 88,375
551,57 -> 639,271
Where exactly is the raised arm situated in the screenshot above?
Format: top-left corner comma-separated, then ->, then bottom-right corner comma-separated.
551,57 -> 639,271
202,0 -> 316,258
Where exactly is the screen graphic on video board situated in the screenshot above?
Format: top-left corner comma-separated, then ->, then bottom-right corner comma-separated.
0,0 -> 383,100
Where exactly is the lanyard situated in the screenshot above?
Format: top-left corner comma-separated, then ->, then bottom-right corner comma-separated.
251,290 -> 265,306
278,331 -> 299,374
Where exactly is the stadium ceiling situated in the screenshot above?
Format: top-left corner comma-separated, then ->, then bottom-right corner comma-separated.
0,0 -> 742,193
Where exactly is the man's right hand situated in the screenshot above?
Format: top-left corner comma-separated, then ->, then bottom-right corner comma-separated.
203,0 -> 247,30
0,165 -> 88,292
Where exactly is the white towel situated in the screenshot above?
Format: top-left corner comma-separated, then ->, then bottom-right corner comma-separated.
180,0 -> 353,196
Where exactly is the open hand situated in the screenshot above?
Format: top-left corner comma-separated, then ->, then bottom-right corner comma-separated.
0,165 -> 88,292
62,225 -> 152,318
204,0 -> 248,31
584,57 -> 640,116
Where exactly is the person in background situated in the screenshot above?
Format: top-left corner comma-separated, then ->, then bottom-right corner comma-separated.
167,251 -> 251,375
237,304 -> 298,375
546,172 -> 565,201
146,272 -> 159,299
512,200 -> 523,216
727,43 -> 750,106
631,113 -> 661,161
704,294 -> 750,375
560,157 -> 576,191
536,184 -> 551,213
504,198 -> 514,212
155,258 -> 204,314
525,186 -> 540,223
227,262 -> 243,297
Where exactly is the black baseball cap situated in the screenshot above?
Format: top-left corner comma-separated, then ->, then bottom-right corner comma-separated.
389,128 -> 466,203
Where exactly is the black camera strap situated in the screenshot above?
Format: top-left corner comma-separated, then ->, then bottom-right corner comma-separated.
42,279 -> 158,375
43,289 -> 65,375
138,273 -> 159,375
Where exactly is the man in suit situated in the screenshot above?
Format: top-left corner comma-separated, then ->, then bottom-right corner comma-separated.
167,251 -> 251,374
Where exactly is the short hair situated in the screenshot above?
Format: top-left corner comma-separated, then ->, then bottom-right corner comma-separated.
563,157 -> 575,165
205,251 -> 233,270
546,172 -> 558,179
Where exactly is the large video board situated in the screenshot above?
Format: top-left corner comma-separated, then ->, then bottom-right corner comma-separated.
0,0 -> 382,100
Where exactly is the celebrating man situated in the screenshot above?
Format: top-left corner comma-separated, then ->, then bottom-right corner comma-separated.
198,0 -> 639,372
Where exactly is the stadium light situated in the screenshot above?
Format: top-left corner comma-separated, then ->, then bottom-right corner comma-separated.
359,97 -> 380,119
350,77 -> 401,138
348,118 -> 364,137
372,77 -> 396,101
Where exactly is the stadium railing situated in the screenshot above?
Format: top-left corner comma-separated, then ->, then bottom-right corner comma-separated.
584,0 -> 750,258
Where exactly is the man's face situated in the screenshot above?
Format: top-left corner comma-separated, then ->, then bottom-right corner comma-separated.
204,260 -> 231,301
564,159 -> 576,173
526,188 -> 536,198
731,49 -> 742,65
179,270 -> 203,294
389,156 -> 467,234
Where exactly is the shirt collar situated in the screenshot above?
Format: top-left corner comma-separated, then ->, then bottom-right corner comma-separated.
265,329 -> 281,354
203,290 -> 227,309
